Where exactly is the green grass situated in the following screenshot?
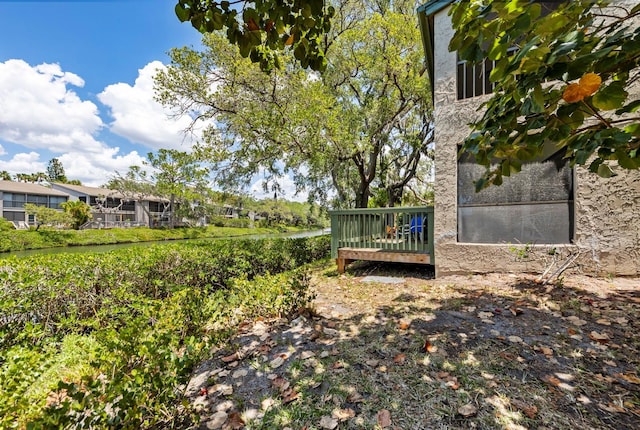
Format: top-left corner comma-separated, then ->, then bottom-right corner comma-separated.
0,225 -> 309,253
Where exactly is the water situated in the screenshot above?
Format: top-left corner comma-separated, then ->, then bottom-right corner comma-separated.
1,228 -> 330,259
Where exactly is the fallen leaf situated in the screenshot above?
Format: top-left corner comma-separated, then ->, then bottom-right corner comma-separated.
331,361 -> 345,370
598,402 -> 626,413
511,399 -> 538,419
539,346 -> 553,356
566,316 -> 587,326
596,318 -> 611,326
271,377 -> 290,392
319,415 -> 338,429
376,409 -> 392,428
199,387 -> 208,396
616,373 -> 640,384
446,379 -> 460,390
393,353 -> 406,365
213,384 -> 234,396
282,389 -> 299,404
221,352 -> 239,363
509,307 -> 523,316
300,351 -> 315,360
544,375 -> 562,387
478,311 -> 493,319
332,408 -> 356,421
458,403 -> 477,417
227,411 -> 245,429
507,335 -> 523,344
589,331 -> 610,344
398,320 -> 410,330
347,391 -> 364,403
270,356 -> 286,368
423,340 -> 437,353
567,327 -> 577,335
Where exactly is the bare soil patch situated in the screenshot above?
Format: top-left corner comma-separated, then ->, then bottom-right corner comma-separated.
188,261 -> 640,429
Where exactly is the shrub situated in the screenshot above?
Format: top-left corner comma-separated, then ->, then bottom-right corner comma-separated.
0,235 -> 330,428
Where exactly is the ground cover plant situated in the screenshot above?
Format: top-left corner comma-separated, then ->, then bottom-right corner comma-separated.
0,235 -> 330,428
186,261 -> 640,429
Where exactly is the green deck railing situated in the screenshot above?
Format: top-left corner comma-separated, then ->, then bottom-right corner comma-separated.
329,206 -> 434,261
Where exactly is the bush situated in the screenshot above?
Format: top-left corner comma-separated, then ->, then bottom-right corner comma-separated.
0,236 -> 330,428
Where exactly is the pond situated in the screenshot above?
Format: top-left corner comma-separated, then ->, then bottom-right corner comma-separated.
1,229 -> 330,259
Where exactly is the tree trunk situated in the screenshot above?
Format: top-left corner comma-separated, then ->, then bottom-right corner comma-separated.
386,185 -> 403,208
169,194 -> 176,229
355,182 -> 370,208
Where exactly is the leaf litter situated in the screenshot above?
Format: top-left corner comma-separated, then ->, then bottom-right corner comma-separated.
186,262 -> 640,429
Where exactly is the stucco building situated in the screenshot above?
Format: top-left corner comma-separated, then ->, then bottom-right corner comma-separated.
418,0 -> 640,276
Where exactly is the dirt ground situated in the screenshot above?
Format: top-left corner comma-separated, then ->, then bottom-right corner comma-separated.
187,261 -> 640,430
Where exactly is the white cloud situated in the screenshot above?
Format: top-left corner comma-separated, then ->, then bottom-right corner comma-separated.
58,149 -> 146,187
250,175 -> 309,203
0,59 -> 103,152
0,152 -> 46,174
98,61 -> 200,151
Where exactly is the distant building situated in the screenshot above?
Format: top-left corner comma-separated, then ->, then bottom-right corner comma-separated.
0,180 -> 68,227
50,183 -> 171,228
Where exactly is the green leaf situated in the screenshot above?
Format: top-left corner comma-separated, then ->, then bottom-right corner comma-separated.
592,81 -> 628,111
597,163 -> 615,178
175,3 -> 189,22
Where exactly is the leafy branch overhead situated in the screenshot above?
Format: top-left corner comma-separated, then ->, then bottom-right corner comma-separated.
174,0 -> 334,72
449,0 -> 640,190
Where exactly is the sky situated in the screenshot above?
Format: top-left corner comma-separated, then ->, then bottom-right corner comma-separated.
0,0 -> 301,200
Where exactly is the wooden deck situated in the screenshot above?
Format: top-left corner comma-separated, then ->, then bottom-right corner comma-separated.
336,247 -> 432,273
330,206 -> 434,273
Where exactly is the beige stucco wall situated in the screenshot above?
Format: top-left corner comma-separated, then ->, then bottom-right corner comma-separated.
431,6 -> 640,277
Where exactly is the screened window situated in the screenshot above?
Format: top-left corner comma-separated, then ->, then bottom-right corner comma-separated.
3,211 -> 25,222
49,196 -> 67,209
3,193 -> 25,208
457,146 -> 574,244
27,194 -> 48,206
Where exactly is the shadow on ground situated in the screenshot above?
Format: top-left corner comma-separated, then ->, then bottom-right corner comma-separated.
187,262 -> 640,429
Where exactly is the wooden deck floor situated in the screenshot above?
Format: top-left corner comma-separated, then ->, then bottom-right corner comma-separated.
336,247 -> 432,273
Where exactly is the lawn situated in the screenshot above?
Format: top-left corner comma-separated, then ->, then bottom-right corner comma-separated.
186,261 -> 640,429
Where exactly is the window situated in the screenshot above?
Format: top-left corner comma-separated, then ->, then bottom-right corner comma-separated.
3,211 -> 25,222
120,200 -> 135,212
49,196 -> 67,209
3,193 -> 25,208
457,145 -> 574,244
456,47 -> 517,100
27,194 -> 48,206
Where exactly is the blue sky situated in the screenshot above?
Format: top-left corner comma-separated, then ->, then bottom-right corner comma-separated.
0,0 -> 207,186
0,0 -> 304,200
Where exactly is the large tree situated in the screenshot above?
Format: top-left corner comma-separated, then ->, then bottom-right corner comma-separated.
449,0 -> 640,190
158,0 -> 432,208
174,0 -> 334,72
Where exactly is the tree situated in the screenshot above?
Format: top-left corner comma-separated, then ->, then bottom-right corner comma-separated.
0,171 -> 11,181
158,0 -> 432,208
23,203 -> 70,230
174,0 -> 334,72
60,200 -> 92,230
450,0 -> 640,190
105,166 -> 159,227
119,150 -> 210,228
147,149 -> 210,228
46,158 -> 68,183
